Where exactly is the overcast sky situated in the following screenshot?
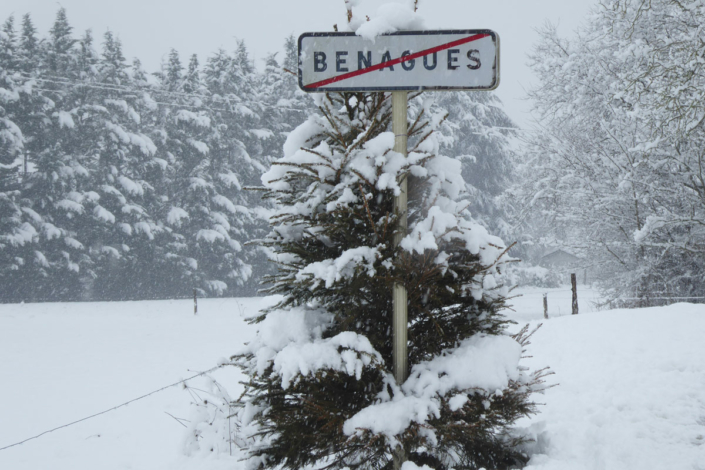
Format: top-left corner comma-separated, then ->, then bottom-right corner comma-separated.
0,0 -> 598,126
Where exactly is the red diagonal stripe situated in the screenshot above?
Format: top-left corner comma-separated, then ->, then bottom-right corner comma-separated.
303,33 -> 490,89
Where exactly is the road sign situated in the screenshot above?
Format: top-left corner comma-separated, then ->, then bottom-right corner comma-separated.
298,30 -> 499,92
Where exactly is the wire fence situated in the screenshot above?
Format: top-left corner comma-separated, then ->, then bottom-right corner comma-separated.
533,287 -> 705,312
0,364 -> 229,452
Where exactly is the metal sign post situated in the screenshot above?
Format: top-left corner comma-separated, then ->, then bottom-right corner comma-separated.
298,29 -> 500,468
391,90 -> 408,387
391,90 -> 409,470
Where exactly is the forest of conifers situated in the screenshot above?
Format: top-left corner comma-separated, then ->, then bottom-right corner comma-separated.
0,9 -> 303,301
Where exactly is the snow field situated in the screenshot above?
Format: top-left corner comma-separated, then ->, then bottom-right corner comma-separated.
0,288 -> 703,469
0,297 -> 275,470
519,303 -> 705,470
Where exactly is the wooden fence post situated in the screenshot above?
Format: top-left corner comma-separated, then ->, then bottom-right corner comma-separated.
193,288 -> 198,315
543,293 -> 548,319
571,273 -> 578,315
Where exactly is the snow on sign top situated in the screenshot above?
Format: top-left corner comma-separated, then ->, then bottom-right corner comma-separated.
298,30 -> 499,92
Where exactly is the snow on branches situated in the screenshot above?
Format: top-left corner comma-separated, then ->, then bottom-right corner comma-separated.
519,0 -> 705,302
262,92 -> 508,289
182,88 -> 547,470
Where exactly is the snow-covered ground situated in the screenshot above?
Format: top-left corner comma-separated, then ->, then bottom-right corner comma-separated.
0,286 -> 703,469
514,297 -> 705,469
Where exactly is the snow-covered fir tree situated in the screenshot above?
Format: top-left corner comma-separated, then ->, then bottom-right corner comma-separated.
13,10 -> 88,301
178,4 -> 551,461
185,87 -> 547,470
45,8 -> 75,77
0,17 -> 40,303
2,14 -> 67,302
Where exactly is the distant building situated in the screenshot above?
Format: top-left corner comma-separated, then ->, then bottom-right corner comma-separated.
540,249 -> 580,268
539,249 -> 589,284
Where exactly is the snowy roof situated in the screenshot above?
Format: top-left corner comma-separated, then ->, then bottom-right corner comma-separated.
540,249 -> 581,267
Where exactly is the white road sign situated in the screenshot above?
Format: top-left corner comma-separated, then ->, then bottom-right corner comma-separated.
298,30 -> 499,92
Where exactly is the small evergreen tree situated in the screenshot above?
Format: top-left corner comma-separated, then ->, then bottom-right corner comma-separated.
75,29 -> 99,78
165,48 -> 183,92
130,58 -> 147,84
235,39 -> 253,75
186,90 -> 548,469
183,54 -> 200,94
17,14 -> 38,74
46,8 -> 76,77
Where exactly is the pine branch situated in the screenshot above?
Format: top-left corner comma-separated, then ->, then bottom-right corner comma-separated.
358,182 -> 380,240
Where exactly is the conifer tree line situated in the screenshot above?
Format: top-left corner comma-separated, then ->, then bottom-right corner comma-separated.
0,8 -> 310,301
0,8 -> 515,303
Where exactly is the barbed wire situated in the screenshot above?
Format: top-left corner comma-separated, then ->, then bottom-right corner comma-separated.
0,363 -> 230,452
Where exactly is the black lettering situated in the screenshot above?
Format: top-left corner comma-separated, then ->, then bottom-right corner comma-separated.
423,52 -> 437,70
314,52 -> 327,72
336,51 -> 349,72
401,50 -> 415,71
447,49 -> 460,70
467,49 -> 481,70
380,50 -> 394,71
358,51 -> 371,70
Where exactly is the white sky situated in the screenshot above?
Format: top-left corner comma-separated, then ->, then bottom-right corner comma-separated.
0,0 -> 598,126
